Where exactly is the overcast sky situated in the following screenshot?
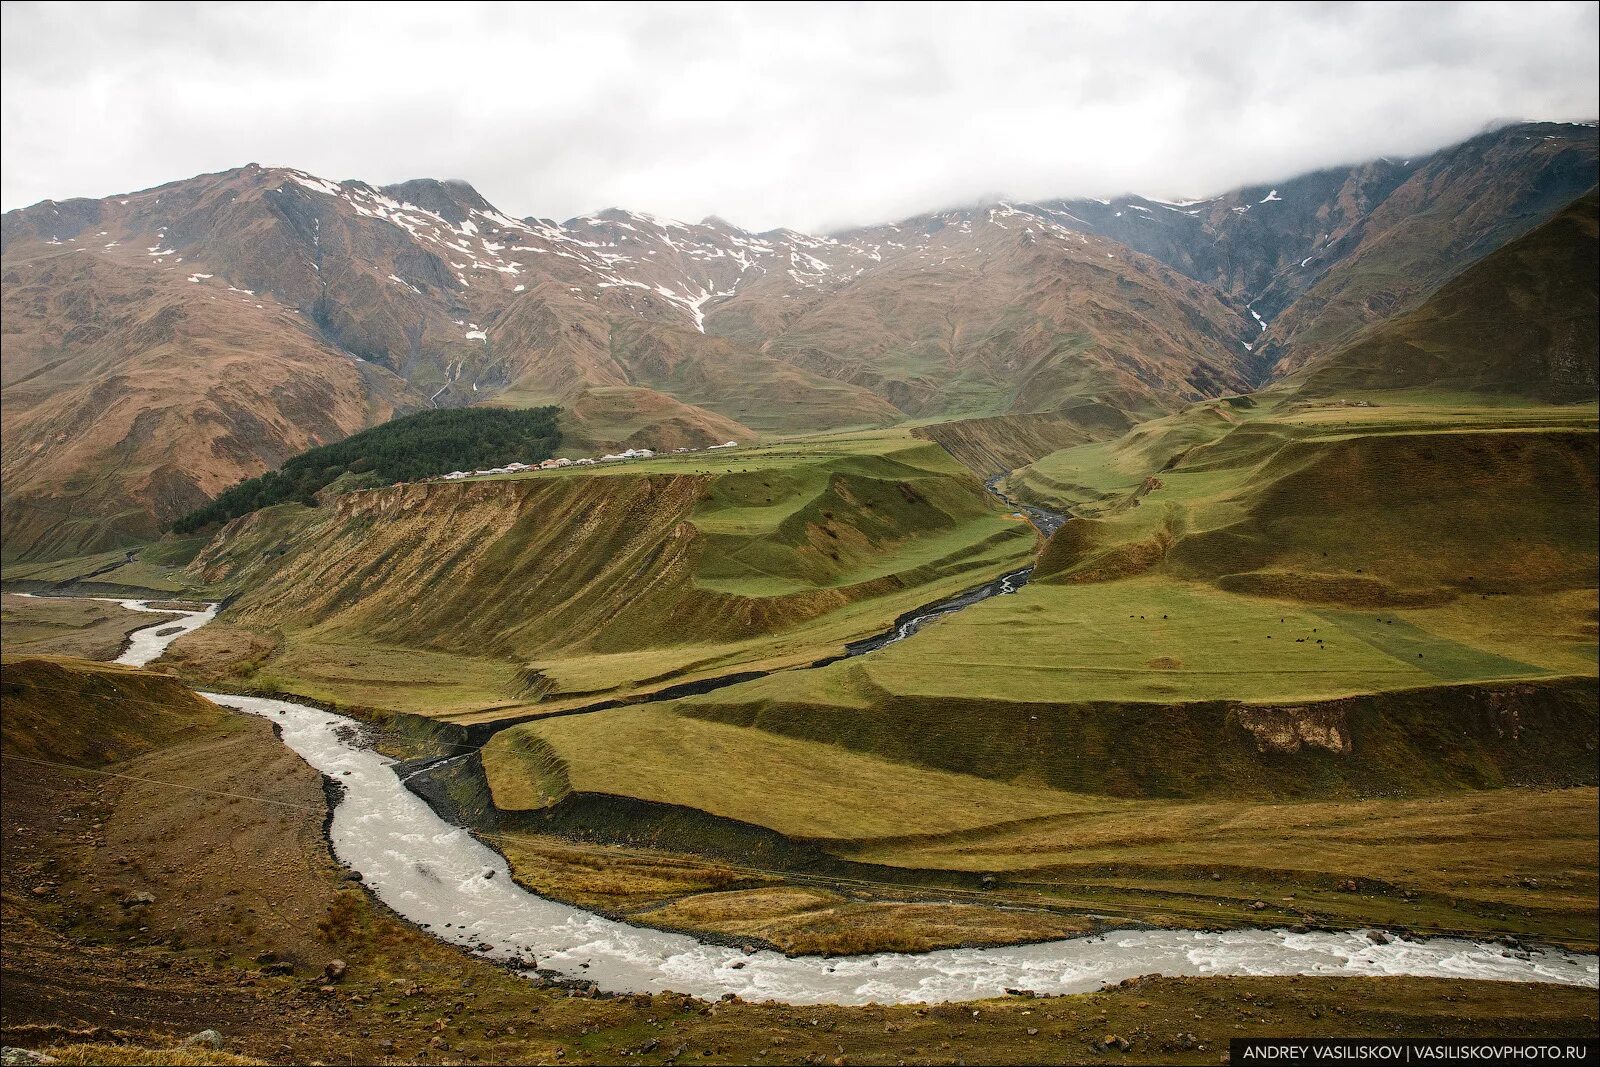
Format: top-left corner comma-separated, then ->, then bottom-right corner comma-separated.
2,1 -> 1596,230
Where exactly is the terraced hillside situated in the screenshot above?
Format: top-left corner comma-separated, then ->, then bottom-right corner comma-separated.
1019,402 -> 1597,600
182,431 -> 1037,719
465,386 -> 1597,954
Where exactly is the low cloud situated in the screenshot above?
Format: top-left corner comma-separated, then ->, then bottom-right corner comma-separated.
2,1 -> 1595,230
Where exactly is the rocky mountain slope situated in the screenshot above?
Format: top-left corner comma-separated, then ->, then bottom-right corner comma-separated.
1019,121 -> 1598,374
0,237 -> 417,559
2,121 -> 1594,561
1256,123 -> 1599,373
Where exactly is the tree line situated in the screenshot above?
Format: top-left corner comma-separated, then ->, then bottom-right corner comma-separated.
173,406 -> 560,532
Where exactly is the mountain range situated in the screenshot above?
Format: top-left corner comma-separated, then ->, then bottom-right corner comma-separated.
2,120 -> 1595,561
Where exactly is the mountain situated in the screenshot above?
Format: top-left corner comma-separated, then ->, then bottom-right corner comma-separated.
1020,158 -> 1419,324
0,234 -> 418,560
3,121 -> 1594,561
720,205 -> 1255,420
978,122 -> 1596,376
0,168 -> 895,560
1293,186 -> 1598,400
0,168 -> 1249,559
1256,122 -> 1600,373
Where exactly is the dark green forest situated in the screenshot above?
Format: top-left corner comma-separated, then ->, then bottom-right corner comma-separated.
174,406 -> 560,532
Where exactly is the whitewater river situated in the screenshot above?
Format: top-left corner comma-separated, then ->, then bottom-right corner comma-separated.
15,593 -> 217,664
32,594 -> 1600,1004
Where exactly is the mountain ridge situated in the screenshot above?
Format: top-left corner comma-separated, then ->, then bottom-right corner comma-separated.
3,121 -> 1595,560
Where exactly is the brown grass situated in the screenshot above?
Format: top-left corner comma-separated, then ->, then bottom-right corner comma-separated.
0,594 -> 176,661
640,886 -> 1090,956
37,1045 -> 266,1066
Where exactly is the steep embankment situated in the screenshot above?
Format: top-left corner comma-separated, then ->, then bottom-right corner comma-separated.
186,434 -> 1036,718
0,654 -> 227,766
673,674 -> 1598,802
478,665 -> 1598,947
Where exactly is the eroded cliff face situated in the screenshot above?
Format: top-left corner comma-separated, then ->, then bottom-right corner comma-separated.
194,474 -> 720,660
1227,681 -> 1587,766
1234,705 -> 1353,755
189,454 -> 1028,669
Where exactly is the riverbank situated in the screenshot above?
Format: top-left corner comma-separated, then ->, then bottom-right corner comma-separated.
5,655 -> 1597,1065
50,580 -> 1585,961
230,689 -> 1600,1003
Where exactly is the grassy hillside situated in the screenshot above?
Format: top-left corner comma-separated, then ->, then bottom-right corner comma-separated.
1024,409 -> 1597,601
1,655 -> 226,767
484,684 -> 1597,948
174,405 -> 560,532
1294,187 -> 1598,401
184,429 -> 1036,719
960,394 -> 1598,713
467,386 -> 1597,953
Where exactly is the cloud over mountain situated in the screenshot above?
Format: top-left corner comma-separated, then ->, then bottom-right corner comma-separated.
3,2 -> 1596,229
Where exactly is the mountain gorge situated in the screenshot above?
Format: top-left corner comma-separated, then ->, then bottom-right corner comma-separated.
1,120 -> 1595,561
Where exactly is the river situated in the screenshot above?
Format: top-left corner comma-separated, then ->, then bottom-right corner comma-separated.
35,592 -> 1596,1005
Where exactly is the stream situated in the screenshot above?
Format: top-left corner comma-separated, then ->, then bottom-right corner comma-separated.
18,537 -> 1600,1003
840,478 -> 1060,654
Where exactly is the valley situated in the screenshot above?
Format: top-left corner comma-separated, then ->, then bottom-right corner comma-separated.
6,380 -> 1595,970
461,389 -> 1596,959
2,512 -> 1595,1060
2,119 -> 1597,1063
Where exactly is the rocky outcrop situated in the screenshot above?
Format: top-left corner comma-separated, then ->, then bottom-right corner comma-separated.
1234,705 -> 1352,755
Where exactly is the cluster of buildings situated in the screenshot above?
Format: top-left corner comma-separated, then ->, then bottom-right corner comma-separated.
436,441 -> 738,482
